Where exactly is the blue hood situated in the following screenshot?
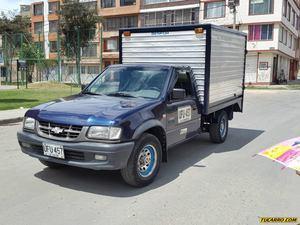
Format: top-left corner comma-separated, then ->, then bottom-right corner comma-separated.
27,94 -> 157,126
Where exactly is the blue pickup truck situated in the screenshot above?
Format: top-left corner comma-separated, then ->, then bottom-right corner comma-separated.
17,25 -> 246,187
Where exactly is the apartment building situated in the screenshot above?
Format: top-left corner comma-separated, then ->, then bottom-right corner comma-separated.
23,0 -> 300,84
99,0 -> 140,67
200,0 -> 300,84
30,0 -> 101,82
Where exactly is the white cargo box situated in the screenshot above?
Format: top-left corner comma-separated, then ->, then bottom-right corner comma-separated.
119,24 -> 247,115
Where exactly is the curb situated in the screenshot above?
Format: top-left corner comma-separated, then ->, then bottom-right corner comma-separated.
0,117 -> 24,126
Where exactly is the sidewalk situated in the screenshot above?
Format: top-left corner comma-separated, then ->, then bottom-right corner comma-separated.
0,108 -> 28,125
0,85 -> 17,91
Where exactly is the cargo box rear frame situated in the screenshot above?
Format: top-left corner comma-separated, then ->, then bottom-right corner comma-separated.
119,24 -> 247,115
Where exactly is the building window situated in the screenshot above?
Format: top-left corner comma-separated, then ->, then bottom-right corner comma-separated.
204,1 -> 225,19
34,22 -> 43,34
141,8 -> 199,27
49,41 -> 57,53
283,0 -> 287,17
248,24 -> 273,41
279,27 -> 283,42
288,34 -> 292,48
293,37 -> 297,50
249,0 -> 273,15
82,43 -> 97,58
87,66 -> 99,74
120,0 -> 136,6
103,16 -> 138,31
283,29 -> 287,45
81,66 -> 86,74
35,42 -> 44,53
33,3 -> 43,16
49,20 -> 58,33
68,66 -> 74,75
144,0 -> 182,4
49,2 -> 59,14
287,2 -> 291,21
101,0 -> 115,8
104,38 -> 118,52
292,9 -> 296,27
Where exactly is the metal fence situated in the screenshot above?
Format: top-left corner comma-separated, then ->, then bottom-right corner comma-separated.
0,29 -> 103,86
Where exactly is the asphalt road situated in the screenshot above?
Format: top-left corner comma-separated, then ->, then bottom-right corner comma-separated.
1,90 -> 300,225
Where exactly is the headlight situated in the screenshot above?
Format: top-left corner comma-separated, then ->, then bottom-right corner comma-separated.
87,126 -> 122,140
23,117 -> 35,130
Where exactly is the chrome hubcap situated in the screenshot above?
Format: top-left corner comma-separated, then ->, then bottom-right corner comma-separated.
137,144 -> 157,178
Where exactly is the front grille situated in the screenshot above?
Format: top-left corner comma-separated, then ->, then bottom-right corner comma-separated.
38,121 -> 83,140
30,144 -> 85,161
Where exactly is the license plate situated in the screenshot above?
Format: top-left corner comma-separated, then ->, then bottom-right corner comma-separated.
42,143 -> 65,159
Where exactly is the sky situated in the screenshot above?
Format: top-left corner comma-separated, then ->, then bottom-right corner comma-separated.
0,0 -> 33,13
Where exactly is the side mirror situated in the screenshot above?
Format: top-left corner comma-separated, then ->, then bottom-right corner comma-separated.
81,84 -> 87,91
171,88 -> 186,100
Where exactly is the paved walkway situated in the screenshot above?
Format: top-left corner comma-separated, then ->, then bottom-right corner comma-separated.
0,85 -> 17,91
0,108 -> 28,125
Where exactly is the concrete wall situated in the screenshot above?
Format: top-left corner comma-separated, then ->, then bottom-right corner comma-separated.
257,53 -> 274,83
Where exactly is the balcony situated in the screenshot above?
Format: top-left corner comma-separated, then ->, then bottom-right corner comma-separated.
99,0 -> 140,17
141,0 -> 198,10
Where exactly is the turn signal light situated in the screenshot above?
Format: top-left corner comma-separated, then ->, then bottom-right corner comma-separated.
195,28 -> 204,34
124,31 -> 131,37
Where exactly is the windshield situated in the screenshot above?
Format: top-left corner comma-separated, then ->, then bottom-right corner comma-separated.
84,66 -> 170,99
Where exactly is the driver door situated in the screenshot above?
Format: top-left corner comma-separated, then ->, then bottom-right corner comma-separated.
166,69 -> 201,147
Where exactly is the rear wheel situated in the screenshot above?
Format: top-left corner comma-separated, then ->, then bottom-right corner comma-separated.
39,159 -> 64,169
209,110 -> 228,143
121,133 -> 162,187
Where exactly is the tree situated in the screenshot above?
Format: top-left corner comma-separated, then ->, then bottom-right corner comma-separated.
0,12 -> 31,82
60,0 -> 100,84
0,12 -> 31,39
18,43 -> 44,82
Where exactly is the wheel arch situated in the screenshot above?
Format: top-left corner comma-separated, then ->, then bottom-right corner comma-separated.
132,120 -> 167,162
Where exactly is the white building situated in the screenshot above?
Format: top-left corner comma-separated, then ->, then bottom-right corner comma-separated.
200,0 -> 300,84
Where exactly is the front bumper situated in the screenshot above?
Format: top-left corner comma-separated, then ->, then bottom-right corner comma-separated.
17,130 -> 134,170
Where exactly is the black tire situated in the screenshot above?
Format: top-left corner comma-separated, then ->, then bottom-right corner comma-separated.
209,110 -> 229,143
121,133 -> 162,187
39,159 -> 64,169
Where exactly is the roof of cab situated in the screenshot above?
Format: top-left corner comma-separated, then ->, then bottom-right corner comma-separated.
109,64 -> 191,70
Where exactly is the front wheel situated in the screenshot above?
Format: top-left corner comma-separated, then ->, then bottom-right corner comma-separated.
121,133 -> 162,187
209,110 -> 229,143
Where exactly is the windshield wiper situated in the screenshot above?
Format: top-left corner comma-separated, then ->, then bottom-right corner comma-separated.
83,91 -> 101,96
107,92 -> 136,98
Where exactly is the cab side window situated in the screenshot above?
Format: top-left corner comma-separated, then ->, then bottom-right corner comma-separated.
174,69 -> 193,97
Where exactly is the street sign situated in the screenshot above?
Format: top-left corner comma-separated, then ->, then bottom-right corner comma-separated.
17,60 -> 27,71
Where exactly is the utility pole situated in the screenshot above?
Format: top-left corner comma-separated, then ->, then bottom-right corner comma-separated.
228,0 -> 238,30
